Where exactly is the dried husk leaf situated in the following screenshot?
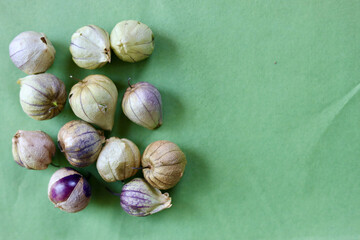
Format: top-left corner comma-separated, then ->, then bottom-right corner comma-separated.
12,130 -> 55,170
110,20 -> 154,63
69,74 -> 118,131
9,31 -> 55,74
142,140 -> 186,190
57,120 -> 105,167
97,137 -> 140,182
122,82 -> 162,129
18,73 -> 66,120
70,25 -> 111,69
120,178 -> 172,216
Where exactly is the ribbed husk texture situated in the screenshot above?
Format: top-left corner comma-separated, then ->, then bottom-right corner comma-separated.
70,25 -> 111,69
97,137 -> 140,182
69,74 -> 118,131
18,73 -> 66,120
57,120 -> 105,167
120,178 -> 172,216
122,82 -> 162,130
142,140 -> 186,190
110,20 -> 154,63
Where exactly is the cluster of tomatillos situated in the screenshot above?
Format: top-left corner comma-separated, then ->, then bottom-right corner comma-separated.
10,21 -> 187,217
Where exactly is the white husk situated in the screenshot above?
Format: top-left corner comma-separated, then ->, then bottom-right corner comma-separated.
96,137 -> 140,182
70,25 -> 111,69
69,75 -> 118,130
110,20 -> 154,62
9,31 -> 55,74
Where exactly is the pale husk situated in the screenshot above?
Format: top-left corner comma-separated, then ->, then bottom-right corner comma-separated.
142,140 -> 186,190
69,75 -> 118,131
18,73 -> 66,120
70,25 -> 111,69
96,137 -> 140,182
9,31 -> 55,74
110,20 -> 154,63
12,130 -> 55,170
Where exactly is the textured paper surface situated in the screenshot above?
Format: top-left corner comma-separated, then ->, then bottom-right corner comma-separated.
1,0 -> 360,239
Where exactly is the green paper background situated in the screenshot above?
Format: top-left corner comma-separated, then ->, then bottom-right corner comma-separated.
1,0 -> 360,239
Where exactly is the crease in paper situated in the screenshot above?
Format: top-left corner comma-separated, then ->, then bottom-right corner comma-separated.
290,82 -> 360,159
246,172 -> 285,238
241,84 -> 360,235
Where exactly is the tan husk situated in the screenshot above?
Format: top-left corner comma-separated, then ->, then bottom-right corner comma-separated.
18,73 -> 66,120
69,74 -> 118,130
57,120 -> 105,167
142,140 -> 186,190
96,137 -> 140,182
12,130 -> 55,170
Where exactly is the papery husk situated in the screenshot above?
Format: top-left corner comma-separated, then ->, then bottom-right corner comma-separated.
110,20 -> 154,63
57,120 -> 105,167
48,168 -> 91,213
120,178 -> 172,216
69,74 -> 118,131
9,31 -> 55,74
12,130 -> 55,170
96,137 -> 140,182
18,73 -> 66,120
142,140 -> 186,190
70,25 -> 111,69
122,82 -> 162,130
